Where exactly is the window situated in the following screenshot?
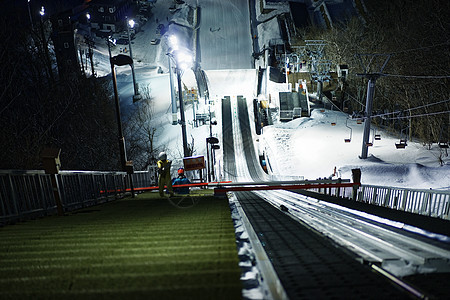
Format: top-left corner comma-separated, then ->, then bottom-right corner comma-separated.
109,7 -> 116,13
64,42 -> 69,49
58,19 -> 63,27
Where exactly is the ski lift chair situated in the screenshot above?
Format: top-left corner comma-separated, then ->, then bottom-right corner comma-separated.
330,114 -> 337,126
438,141 -> 449,149
395,139 -> 407,149
438,127 -> 449,148
366,128 -> 375,146
344,118 -> 352,143
374,128 -> 381,140
395,127 -> 408,149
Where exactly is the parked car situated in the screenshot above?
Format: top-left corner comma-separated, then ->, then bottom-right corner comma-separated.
169,5 -> 177,13
150,38 -> 160,45
116,38 -> 129,45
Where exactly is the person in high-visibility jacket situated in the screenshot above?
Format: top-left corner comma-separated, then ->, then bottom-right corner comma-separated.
157,152 -> 174,197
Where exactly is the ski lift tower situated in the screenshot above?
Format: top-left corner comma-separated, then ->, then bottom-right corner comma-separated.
356,53 -> 391,159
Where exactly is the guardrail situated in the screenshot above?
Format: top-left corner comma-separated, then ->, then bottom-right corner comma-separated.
0,169 -> 157,225
309,184 -> 450,220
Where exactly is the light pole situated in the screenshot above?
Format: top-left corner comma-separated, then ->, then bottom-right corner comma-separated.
107,37 -> 137,197
85,13 -> 95,77
126,18 -> 141,102
167,35 -> 193,158
176,66 -> 189,158
27,0 -> 34,31
107,37 -> 129,171
39,5 -> 54,82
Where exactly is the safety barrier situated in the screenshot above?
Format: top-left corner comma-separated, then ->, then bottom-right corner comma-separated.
0,169 -> 158,225
2,169 -> 448,224
310,184 -> 450,220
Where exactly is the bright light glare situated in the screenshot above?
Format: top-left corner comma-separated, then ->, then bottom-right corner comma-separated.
39,6 -> 45,16
177,52 -> 192,64
179,62 -> 189,70
86,13 -> 91,20
128,19 -> 135,28
168,35 -> 178,50
176,52 -> 193,70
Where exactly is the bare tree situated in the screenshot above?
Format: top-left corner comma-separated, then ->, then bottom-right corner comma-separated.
314,0 -> 449,151
123,85 -> 162,170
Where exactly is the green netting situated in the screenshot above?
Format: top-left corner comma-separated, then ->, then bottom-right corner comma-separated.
0,192 -> 242,299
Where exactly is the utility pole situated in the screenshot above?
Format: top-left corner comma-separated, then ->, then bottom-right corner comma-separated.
356,54 -> 390,159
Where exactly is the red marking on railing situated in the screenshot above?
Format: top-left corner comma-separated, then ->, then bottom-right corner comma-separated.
214,182 -> 359,193
100,181 -> 233,193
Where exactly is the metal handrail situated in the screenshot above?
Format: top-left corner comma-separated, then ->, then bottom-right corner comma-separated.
0,169 -> 156,225
309,183 -> 450,220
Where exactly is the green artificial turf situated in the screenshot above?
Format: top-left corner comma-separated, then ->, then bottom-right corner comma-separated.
0,192 -> 242,299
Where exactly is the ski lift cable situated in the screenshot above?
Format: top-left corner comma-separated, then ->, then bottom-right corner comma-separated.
383,74 -> 450,79
369,99 -> 450,119
382,110 -> 450,120
389,42 -> 450,55
342,91 -> 366,108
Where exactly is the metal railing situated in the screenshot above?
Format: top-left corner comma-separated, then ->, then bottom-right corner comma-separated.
0,169 -> 157,225
309,184 -> 450,220
356,184 -> 450,220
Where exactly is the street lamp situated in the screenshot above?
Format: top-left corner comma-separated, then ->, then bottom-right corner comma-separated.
166,35 -> 193,158
27,0 -> 34,30
38,5 -> 54,82
106,37 -> 136,197
106,37 -> 130,171
126,17 -> 141,102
